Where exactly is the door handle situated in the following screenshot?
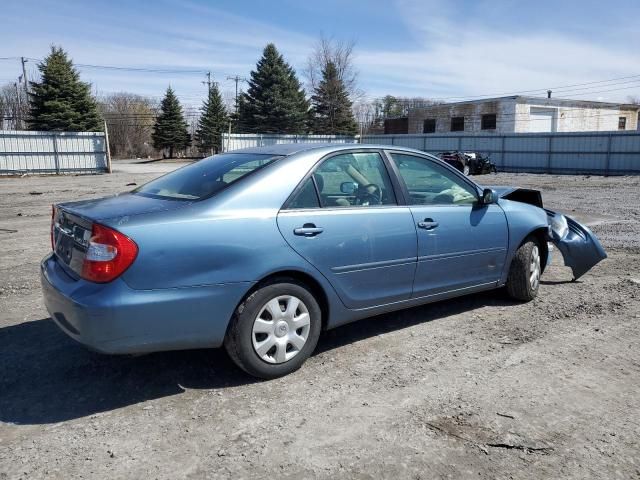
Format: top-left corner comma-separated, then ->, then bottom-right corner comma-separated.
294,223 -> 324,236
417,218 -> 439,230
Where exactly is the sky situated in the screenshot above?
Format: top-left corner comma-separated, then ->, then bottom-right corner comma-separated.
1,0 -> 639,111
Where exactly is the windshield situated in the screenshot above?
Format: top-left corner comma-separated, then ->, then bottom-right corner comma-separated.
133,153 -> 282,200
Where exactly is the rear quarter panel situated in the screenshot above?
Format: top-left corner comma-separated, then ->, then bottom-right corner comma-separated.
108,205 -> 302,289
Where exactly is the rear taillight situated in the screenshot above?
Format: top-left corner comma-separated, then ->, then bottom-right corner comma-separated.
81,224 -> 138,283
50,205 -> 56,250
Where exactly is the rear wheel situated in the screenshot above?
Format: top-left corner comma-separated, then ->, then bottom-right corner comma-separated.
224,280 -> 322,379
462,163 -> 470,176
506,238 -> 541,301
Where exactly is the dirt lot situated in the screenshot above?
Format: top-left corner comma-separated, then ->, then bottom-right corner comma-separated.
1,162 -> 639,479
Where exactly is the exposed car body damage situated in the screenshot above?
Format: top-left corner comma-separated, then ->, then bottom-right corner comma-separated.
545,209 -> 607,280
489,186 -> 606,280
498,188 -> 544,209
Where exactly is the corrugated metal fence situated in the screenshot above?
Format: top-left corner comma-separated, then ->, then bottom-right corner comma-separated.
221,131 -> 639,175
222,133 -> 358,152
0,130 -> 109,175
361,131 -> 640,175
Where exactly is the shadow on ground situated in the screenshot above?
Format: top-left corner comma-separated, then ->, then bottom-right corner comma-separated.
0,290 -> 516,425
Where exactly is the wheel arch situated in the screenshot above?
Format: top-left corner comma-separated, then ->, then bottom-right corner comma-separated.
230,269 -> 331,335
519,226 -> 550,272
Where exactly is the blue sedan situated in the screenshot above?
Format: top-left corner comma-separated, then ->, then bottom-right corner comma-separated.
41,144 -> 606,378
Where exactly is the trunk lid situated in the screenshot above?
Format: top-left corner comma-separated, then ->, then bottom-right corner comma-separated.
58,192 -> 189,221
52,193 -> 187,277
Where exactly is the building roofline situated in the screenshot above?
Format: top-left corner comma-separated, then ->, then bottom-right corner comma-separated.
409,95 -> 640,110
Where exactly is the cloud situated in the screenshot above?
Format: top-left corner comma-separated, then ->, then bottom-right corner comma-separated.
2,0 -> 638,105
354,0 -> 640,101
0,0 -> 318,106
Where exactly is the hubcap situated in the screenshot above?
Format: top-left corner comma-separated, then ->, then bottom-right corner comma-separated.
530,245 -> 541,290
251,295 -> 311,364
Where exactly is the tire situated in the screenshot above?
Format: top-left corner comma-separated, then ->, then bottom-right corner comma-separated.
224,279 -> 322,379
462,164 -> 470,176
505,238 -> 542,301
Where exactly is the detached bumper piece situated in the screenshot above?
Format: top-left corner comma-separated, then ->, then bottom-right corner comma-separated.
546,209 -> 607,280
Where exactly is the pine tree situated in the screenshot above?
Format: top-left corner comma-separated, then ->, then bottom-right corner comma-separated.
311,61 -> 357,135
152,87 -> 191,158
194,82 -> 228,155
238,44 -> 309,134
28,46 -> 102,131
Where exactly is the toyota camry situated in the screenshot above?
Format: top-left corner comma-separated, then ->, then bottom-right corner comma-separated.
42,144 -> 606,378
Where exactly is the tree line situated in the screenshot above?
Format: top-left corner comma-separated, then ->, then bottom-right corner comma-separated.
1,42 -> 363,158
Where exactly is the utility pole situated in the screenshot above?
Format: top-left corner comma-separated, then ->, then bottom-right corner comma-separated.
202,71 -> 212,90
226,75 -> 247,116
20,57 -> 28,93
13,82 -> 24,130
14,82 -> 22,130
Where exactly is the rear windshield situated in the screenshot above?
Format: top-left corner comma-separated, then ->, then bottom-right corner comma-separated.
133,153 -> 282,200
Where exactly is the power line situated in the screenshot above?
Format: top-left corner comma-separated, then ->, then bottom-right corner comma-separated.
559,84 -> 640,98
23,57 -> 209,75
392,74 -> 640,102
549,77 -> 640,94
4,55 -> 637,103
3,55 -> 637,120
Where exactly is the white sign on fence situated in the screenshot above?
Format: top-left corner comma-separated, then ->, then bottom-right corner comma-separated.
222,133 -> 359,152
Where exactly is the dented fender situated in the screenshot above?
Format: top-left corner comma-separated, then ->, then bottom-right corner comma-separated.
545,209 -> 607,280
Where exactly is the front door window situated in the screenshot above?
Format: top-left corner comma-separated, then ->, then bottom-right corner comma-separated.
312,152 -> 397,207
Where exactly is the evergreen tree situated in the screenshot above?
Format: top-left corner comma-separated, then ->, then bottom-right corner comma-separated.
311,61 -> 357,135
194,82 -> 228,155
152,87 -> 191,158
238,44 -> 309,133
28,46 -> 102,131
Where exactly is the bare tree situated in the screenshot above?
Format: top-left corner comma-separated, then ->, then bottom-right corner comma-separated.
352,99 -> 383,135
351,95 -> 440,135
0,83 -> 29,129
99,93 -> 158,158
627,95 -> 640,105
305,34 -> 363,101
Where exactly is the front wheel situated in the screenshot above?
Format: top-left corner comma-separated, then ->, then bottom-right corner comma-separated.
506,238 -> 541,301
462,163 -> 470,176
224,280 -> 322,379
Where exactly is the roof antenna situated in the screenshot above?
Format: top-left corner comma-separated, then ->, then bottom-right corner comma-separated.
547,90 -> 552,99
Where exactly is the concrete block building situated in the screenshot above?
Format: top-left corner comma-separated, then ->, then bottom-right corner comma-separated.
406,96 -> 639,134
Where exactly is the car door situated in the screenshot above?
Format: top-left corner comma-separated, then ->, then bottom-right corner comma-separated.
277,150 -> 417,310
386,151 -> 508,297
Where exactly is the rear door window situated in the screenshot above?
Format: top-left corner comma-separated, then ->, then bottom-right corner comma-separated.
389,152 -> 478,205
287,177 -> 321,209
134,153 -> 282,200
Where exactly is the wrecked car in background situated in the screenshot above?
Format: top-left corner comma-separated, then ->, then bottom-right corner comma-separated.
41,144 -> 606,379
439,151 -> 498,176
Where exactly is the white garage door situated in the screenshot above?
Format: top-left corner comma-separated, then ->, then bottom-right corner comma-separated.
529,107 -> 557,132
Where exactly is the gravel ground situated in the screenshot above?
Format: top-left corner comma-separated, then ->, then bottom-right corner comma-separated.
0,162 -> 639,480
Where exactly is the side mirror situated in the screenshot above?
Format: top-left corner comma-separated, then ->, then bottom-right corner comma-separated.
481,188 -> 497,204
340,181 -> 358,195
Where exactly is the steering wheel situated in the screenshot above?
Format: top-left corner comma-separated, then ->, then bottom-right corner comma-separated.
356,183 -> 383,205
